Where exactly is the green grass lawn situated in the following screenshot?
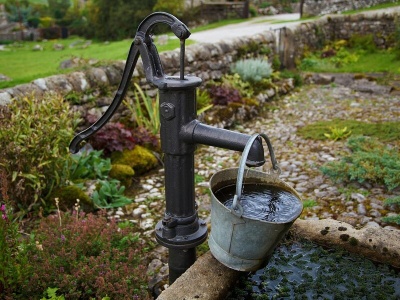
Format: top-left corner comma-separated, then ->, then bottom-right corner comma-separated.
0,37 -> 192,89
300,48 -> 400,75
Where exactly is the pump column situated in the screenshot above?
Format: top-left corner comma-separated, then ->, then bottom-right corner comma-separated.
154,76 -> 207,284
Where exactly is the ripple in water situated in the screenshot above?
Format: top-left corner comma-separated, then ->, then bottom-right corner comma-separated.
214,184 -> 302,222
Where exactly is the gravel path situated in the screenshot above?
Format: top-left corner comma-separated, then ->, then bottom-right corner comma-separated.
121,83 -> 400,234
114,82 -> 400,294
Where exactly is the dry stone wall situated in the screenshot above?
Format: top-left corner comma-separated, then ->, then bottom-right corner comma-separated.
0,32 -> 276,106
303,0 -> 398,16
1,10 -> 399,106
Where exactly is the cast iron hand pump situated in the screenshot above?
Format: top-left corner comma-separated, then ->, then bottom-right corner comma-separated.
70,12 -> 266,284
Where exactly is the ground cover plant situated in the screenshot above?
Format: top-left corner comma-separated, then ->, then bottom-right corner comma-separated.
321,136 -> 400,191
0,205 -> 151,299
298,118 -> 400,225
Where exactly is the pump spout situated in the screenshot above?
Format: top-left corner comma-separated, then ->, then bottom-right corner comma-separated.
181,120 -> 265,167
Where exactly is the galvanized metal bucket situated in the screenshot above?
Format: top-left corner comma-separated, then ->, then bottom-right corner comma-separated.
208,133 -> 303,271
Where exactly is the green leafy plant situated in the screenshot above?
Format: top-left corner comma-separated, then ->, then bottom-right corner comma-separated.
41,287 -> 65,300
196,88 -> 213,114
324,126 -> 352,141
124,83 -> 160,135
231,58 -> 273,82
92,179 -> 132,209
0,93 -> 80,214
321,136 -> 400,190
68,150 -> 111,181
221,73 -> 254,98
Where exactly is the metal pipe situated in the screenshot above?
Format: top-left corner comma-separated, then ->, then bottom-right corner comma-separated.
181,120 -> 265,167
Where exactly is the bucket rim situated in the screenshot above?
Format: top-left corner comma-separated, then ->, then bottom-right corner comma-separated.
209,167 -> 303,224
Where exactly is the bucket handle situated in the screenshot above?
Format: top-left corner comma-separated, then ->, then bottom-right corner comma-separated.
231,133 -> 281,217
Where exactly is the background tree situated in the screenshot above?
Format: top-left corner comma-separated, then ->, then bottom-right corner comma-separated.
84,0 -> 157,41
153,0 -> 184,17
47,0 -> 71,22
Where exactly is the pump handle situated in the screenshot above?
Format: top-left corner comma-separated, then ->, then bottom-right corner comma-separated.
70,12 -> 190,153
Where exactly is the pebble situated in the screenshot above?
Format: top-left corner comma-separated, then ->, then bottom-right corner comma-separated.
115,210 -> 125,216
132,207 -> 145,218
357,203 -> 367,215
351,193 -> 366,202
365,221 -> 380,228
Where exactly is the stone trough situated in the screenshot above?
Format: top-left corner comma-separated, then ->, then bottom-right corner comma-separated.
157,218 -> 400,299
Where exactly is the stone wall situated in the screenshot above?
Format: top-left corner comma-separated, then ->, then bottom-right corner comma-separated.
1,10 -> 399,105
302,0 -> 398,16
0,32 -> 276,105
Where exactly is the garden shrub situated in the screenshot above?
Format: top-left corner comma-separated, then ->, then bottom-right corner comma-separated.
87,113 -> 159,154
0,175 -> 31,298
19,210 -> 151,299
321,136 -> 400,190
0,93 -> 80,214
87,119 -> 137,156
231,58 -> 273,82
220,74 -> 254,98
208,85 -> 242,106
348,34 -> 377,53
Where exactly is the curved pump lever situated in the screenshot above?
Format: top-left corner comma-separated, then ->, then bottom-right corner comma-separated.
69,12 -> 191,154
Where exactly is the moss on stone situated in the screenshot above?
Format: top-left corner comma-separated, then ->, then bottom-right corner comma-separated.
50,185 -> 93,212
109,164 -> 135,187
111,145 -> 158,175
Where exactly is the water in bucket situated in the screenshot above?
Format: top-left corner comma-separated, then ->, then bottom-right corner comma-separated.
214,183 -> 302,222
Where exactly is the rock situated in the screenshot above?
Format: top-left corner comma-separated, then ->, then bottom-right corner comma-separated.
0,92 -> 12,105
351,193 -> 366,202
53,43 -> 64,51
132,207 -> 145,218
311,73 -> 334,85
292,219 -> 400,268
157,34 -> 169,45
0,74 -> 11,82
32,44 -> 43,51
357,203 -> 367,215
